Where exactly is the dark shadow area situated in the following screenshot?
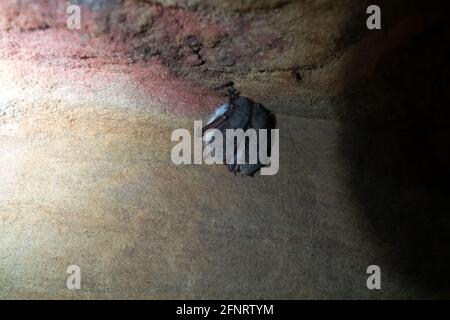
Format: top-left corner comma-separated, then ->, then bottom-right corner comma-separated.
338,1 -> 450,296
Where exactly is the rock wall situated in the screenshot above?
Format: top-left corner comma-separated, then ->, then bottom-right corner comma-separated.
1,0 -> 450,298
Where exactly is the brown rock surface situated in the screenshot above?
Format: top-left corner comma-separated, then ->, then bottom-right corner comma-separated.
1,0 -> 450,298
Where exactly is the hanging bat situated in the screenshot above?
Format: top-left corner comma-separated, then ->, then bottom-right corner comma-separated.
201,88 -> 274,176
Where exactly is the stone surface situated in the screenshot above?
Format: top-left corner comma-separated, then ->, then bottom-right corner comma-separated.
0,0 -> 449,299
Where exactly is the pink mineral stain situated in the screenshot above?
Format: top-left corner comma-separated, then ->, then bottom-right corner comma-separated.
0,1 -> 225,117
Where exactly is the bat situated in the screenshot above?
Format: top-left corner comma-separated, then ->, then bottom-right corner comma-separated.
202,88 -> 274,176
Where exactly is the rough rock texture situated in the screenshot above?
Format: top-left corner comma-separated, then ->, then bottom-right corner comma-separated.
1,0 -> 450,298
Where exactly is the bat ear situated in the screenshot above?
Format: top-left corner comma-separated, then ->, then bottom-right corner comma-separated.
227,87 -> 239,98
227,87 -> 239,109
